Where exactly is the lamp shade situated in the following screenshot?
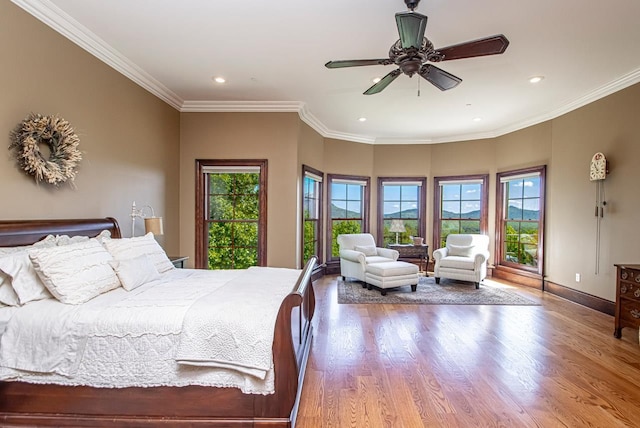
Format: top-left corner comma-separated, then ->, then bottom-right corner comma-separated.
144,217 -> 164,236
389,219 -> 406,233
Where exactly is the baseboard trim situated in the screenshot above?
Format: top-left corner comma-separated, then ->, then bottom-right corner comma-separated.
492,266 -> 542,288
543,280 -> 615,316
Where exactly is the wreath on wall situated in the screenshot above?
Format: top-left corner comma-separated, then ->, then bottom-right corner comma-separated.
9,113 -> 82,186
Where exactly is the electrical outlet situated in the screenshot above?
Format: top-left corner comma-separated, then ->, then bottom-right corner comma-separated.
575,273 -> 581,282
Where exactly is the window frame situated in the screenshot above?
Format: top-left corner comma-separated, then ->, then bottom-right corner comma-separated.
377,177 -> 427,247
433,174 -> 489,250
495,165 -> 546,276
326,173 -> 370,263
301,164 -> 324,267
195,159 -> 268,269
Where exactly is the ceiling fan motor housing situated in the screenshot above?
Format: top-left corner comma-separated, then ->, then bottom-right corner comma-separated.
404,0 -> 421,11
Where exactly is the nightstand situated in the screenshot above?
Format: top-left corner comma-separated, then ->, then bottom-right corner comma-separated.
388,244 -> 429,273
169,256 -> 189,269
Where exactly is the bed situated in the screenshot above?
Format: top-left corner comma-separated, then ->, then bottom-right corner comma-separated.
0,218 -> 316,427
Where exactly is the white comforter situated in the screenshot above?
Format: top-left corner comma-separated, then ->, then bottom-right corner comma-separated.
0,266 -> 301,394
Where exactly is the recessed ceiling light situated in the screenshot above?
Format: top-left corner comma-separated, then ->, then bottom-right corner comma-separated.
372,77 -> 381,83
529,76 -> 544,84
214,77 -> 226,83
473,117 -> 482,122
358,117 -> 367,122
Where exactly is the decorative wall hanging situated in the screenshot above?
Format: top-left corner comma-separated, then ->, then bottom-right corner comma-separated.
589,152 -> 608,274
9,113 -> 82,186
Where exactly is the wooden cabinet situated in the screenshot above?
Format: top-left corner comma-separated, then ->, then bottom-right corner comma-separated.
614,264 -> 640,338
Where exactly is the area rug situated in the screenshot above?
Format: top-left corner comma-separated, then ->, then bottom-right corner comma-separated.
337,276 -> 539,305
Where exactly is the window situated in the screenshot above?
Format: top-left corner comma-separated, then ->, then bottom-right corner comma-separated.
496,166 -> 545,274
434,175 -> 488,249
301,165 -> 323,266
326,174 -> 370,261
195,160 -> 267,269
377,177 -> 426,246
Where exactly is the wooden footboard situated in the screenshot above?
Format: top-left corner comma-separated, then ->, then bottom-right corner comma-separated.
0,218 -> 316,427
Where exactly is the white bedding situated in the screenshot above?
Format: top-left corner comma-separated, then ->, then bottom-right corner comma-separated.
0,266 -> 301,394
0,306 -> 18,337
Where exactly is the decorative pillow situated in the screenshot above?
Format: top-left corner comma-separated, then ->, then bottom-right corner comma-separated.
0,234 -> 57,256
103,233 -> 175,273
56,230 -> 111,246
0,253 -> 52,305
354,245 -> 377,256
109,254 -> 161,291
447,244 -> 474,258
29,239 -> 120,305
0,274 -> 20,306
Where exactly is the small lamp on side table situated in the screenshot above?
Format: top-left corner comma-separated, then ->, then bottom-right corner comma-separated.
131,201 -> 164,238
389,219 -> 405,244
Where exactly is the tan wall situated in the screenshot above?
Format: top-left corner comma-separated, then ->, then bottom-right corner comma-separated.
0,2 -> 180,253
298,123 -> 325,266
547,84 -> 640,301
179,112 -> 300,268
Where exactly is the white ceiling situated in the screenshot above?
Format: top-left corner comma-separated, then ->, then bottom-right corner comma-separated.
15,0 -> 640,144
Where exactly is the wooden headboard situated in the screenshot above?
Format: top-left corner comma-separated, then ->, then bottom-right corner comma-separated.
0,218 -> 122,247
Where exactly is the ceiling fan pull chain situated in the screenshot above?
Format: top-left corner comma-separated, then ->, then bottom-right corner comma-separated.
417,76 -> 421,97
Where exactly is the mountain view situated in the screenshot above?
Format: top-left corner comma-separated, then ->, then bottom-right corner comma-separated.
330,204 -> 539,220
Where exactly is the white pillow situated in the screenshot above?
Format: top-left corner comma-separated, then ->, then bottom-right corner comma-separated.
0,274 -> 20,306
103,233 -> 174,273
56,230 -> 111,246
0,235 -> 57,256
447,244 -> 474,257
109,254 -> 161,291
0,253 -> 52,305
29,239 -> 120,305
354,245 -> 377,256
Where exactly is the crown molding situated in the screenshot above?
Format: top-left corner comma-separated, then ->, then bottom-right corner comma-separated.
182,101 -> 377,144
180,100 -> 304,113
11,0 -> 183,110
13,0 -> 640,146
489,68 -> 640,142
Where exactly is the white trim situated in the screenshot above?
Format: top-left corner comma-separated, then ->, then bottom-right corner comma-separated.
201,165 -> 261,174
304,171 -> 323,182
382,181 -> 423,186
181,100 -> 304,113
331,178 -> 368,186
499,172 -> 541,183
11,0 -> 183,110
438,179 -> 484,186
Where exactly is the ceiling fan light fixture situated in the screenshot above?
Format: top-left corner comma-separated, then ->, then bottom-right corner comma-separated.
358,117 -> 367,122
213,77 -> 226,83
529,76 -> 544,84
395,12 -> 428,49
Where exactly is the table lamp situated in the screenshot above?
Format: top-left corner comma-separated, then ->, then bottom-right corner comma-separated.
389,219 -> 405,244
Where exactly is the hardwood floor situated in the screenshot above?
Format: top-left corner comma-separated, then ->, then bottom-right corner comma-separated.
295,275 -> 640,427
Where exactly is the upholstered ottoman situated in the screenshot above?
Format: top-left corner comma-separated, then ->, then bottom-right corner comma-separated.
364,261 -> 419,295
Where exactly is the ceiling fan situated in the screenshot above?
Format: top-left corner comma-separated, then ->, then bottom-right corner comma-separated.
325,0 -> 509,95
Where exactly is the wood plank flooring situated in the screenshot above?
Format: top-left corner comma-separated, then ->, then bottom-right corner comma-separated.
295,276 -> 640,427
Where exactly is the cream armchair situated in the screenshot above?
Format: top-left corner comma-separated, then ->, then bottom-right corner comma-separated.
337,233 -> 399,282
433,234 -> 490,289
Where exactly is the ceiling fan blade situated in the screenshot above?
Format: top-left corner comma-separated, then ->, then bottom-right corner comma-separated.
436,34 -> 509,61
395,11 -> 428,49
364,69 -> 402,95
419,64 -> 462,91
325,59 -> 392,68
